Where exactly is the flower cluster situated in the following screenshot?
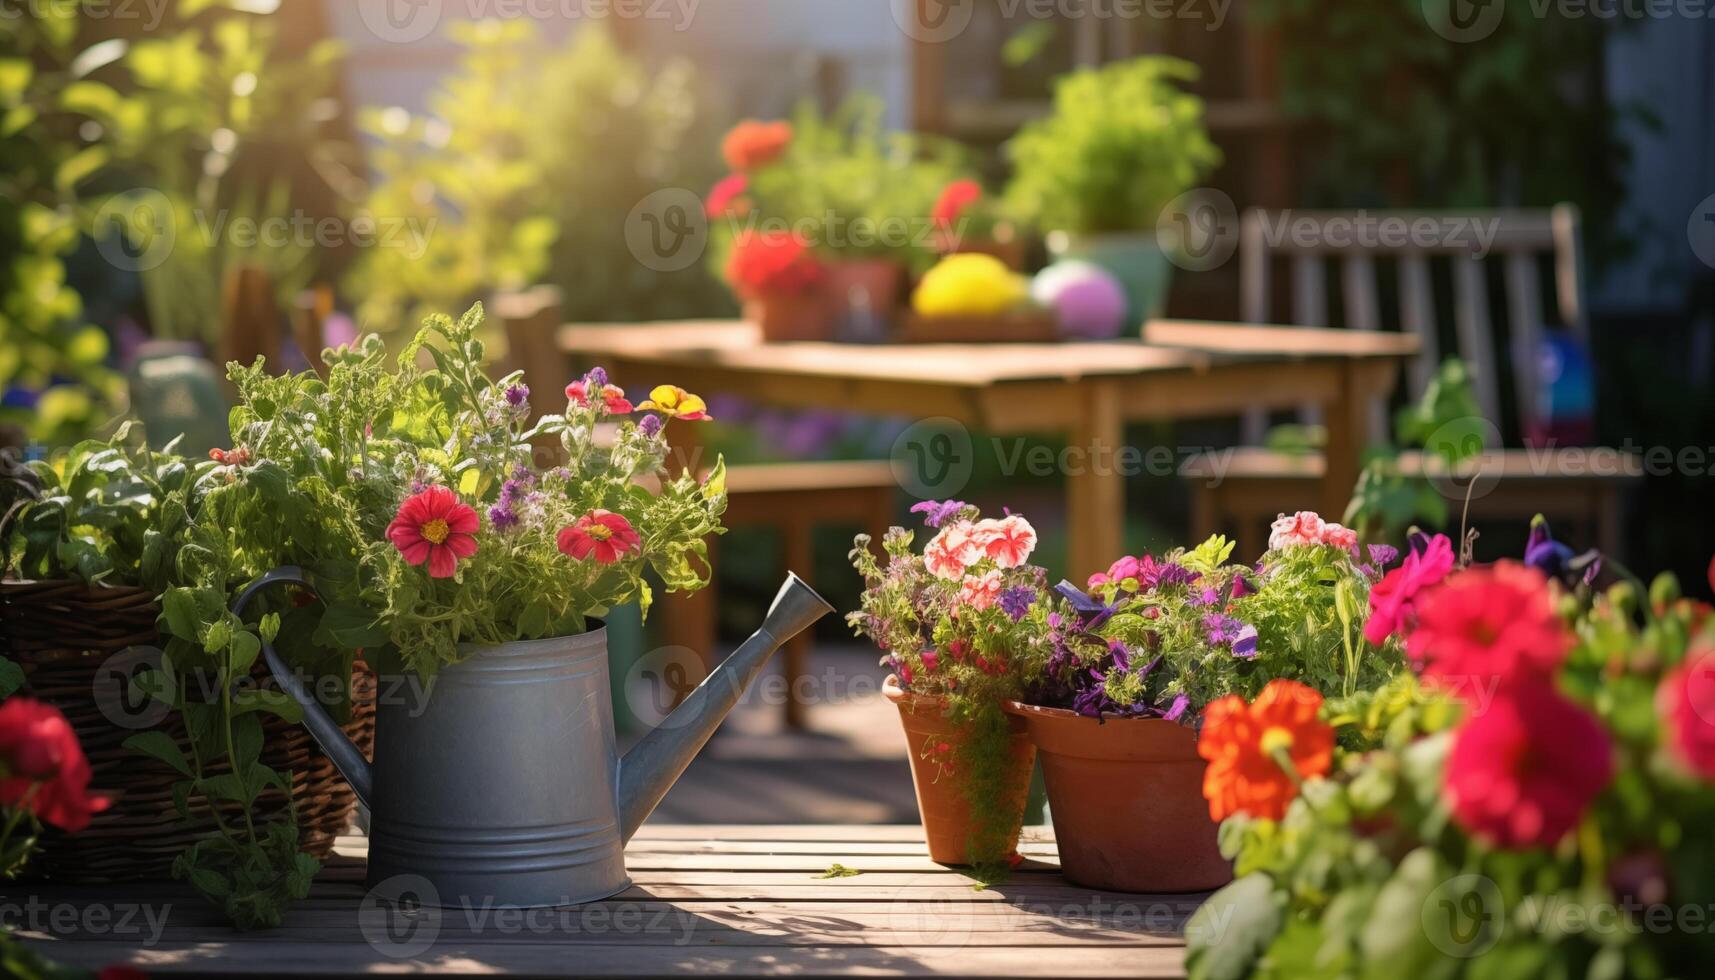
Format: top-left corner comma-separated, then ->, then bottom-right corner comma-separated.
1026,517 -> 1401,722
724,229 -> 825,298
1198,679 -> 1334,822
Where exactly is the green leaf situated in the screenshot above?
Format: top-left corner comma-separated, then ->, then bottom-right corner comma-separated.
232,689 -> 303,724
161,588 -> 203,643
1185,873 -> 1282,980
123,730 -> 193,778
313,603 -> 391,650
228,630 -> 261,674
0,660 -> 23,699
231,713 -> 263,771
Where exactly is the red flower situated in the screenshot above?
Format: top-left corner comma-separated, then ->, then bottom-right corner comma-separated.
1444,678 -> 1613,850
1198,680 -> 1335,822
705,173 -> 750,218
1661,651 -> 1715,780
724,229 -> 824,298
0,698 -> 110,832
1408,562 -> 1570,693
1364,532 -> 1455,645
557,510 -> 642,565
565,380 -> 634,415
722,120 -> 792,171
386,486 -> 480,579
932,178 -> 983,228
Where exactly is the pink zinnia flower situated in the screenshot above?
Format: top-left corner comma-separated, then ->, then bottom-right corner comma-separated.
557,510 -> 642,565
1408,561 -> 1569,690
924,521 -> 982,580
971,515 -> 1036,569
1268,511 -> 1326,550
1364,532 -> 1456,645
1444,679 -> 1613,850
1661,651 -> 1715,780
960,569 -> 1003,611
387,486 -> 480,579
565,380 -> 634,415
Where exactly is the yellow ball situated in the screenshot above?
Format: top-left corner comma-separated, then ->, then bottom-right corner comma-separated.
912,254 -> 1027,317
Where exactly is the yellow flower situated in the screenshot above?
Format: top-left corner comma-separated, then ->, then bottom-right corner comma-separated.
638,385 -> 711,421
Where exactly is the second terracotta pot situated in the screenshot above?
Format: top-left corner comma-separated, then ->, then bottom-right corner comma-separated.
743,288 -> 832,342
1005,702 -> 1231,893
886,679 -> 1035,866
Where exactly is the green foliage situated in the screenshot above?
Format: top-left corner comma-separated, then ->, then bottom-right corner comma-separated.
1003,57 -> 1220,235
735,97 -> 974,272
1189,583 -> 1715,979
1344,359 -> 1487,543
0,6 -> 122,443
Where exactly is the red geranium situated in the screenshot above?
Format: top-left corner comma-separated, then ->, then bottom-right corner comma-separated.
0,698 -> 110,833
1661,651 -> 1715,780
724,229 -> 824,298
1407,561 -> 1569,694
386,486 -> 480,579
1198,680 -> 1335,822
721,120 -> 792,172
705,173 -> 750,219
1444,678 -> 1613,849
557,510 -> 642,565
932,178 -> 983,228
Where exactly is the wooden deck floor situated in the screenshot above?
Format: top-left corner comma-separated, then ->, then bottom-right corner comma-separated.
10,826 -> 1201,977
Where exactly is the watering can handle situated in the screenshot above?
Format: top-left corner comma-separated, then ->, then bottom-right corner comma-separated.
232,566 -> 374,808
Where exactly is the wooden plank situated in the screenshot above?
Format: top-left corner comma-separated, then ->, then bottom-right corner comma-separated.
1397,254 -> 1439,398
1503,251 -> 1545,434
1143,321 -> 1419,359
1339,254 -> 1386,440
1067,382 -> 1125,581
1239,210 -> 1271,443
1451,254 -> 1502,440
1290,254 -> 1326,327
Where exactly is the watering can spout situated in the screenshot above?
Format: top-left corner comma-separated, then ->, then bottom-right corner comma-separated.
616,572 -> 833,843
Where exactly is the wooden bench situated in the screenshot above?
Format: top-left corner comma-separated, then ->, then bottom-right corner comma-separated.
1191,205 -> 1641,554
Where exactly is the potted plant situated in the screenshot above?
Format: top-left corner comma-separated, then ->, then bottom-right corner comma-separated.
723,228 -> 832,341
1009,513 -> 1405,892
1186,528 -> 1715,979
848,502 -> 1050,869
930,178 -> 1027,271
121,304 -> 830,924
1004,57 -> 1221,325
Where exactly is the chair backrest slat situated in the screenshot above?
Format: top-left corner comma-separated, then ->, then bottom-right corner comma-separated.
1397,254 -> 1439,397
1452,254 -> 1502,441
1551,203 -> 1588,342
1504,251 -> 1545,433
1341,254 -> 1381,330
1240,211 -> 1270,324
1291,254 -> 1327,327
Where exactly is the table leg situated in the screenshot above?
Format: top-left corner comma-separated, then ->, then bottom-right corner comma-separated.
1066,383 -> 1124,582
1322,361 -> 1389,519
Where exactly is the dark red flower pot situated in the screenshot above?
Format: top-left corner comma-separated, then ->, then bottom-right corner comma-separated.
886,679 -> 1035,866
1005,701 -> 1231,893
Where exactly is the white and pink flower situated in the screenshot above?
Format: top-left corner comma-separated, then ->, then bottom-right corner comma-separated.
924,521 -> 984,580
1268,511 -> 1357,552
971,514 -> 1038,569
960,569 -> 1003,611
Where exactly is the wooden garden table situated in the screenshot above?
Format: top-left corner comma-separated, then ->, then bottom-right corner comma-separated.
557,319 -> 1417,577
10,824 -> 1207,977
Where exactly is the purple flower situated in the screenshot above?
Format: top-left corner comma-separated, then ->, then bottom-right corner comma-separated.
585,366 -> 609,389
1230,572 -> 1255,599
504,383 -> 530,408
638,414 -> 663,439
1161,693 -> 1190,722
488,504 -> 519,530
1152,563 -> 1200,590
1523,515 -> 1575,578
1055,580 -> 1116,630
500,478 -> 529,504
1189,587 -> 1219,608
1204,614 -> 1257,658
998,586 -> 1036,621
1367,543 -> 1400,568
1232,624 -> 1258,659
909,499 -> 968,528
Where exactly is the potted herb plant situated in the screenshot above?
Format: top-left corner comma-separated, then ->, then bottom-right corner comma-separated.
1004,57 -> 1221,325
1009,513 -> 1405,892
848,502 -> 1049,869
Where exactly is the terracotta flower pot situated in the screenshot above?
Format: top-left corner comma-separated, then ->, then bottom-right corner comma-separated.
885,678 -> 1036,866
823,258 -> 905,319
743,288 -> 832,342
1005,702 -> 1231,893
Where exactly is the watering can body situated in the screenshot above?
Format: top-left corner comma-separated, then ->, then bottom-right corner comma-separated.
238,569 -> 832,908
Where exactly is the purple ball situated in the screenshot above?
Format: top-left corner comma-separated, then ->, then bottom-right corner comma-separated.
1032,261 -> 1128,339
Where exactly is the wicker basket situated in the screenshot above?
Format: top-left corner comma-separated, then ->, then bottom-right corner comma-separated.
0,578 -> 375,882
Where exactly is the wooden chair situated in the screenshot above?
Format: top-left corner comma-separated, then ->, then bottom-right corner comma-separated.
494,288 -> 897,730
1185,205 -> 1640,555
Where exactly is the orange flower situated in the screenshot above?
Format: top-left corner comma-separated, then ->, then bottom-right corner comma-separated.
1197,679 -> 1334,822
722,119 -> 792,171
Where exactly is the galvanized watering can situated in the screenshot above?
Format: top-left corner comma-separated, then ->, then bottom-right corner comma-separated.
235,567 -> 833,908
